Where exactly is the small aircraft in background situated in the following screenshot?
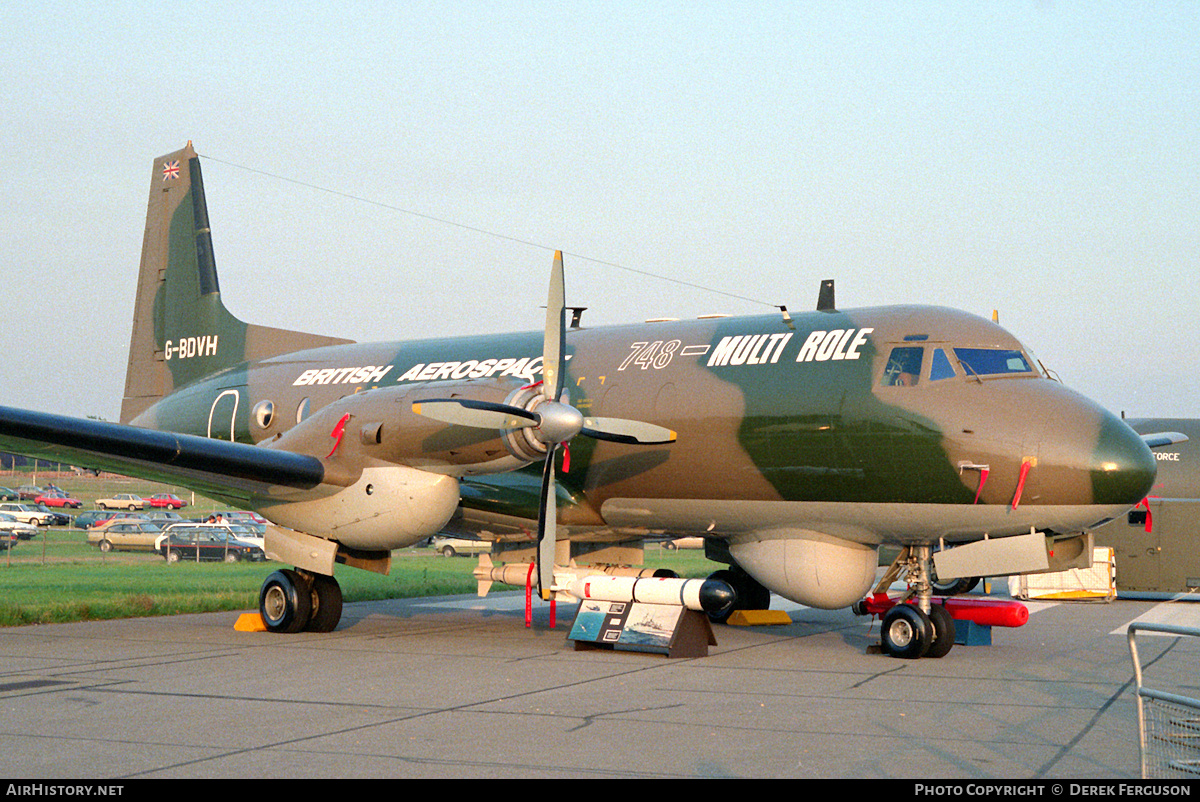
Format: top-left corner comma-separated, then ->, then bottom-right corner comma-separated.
0,143 -> 1161,658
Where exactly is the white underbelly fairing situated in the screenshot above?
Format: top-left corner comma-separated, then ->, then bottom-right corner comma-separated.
729,532 -> 878,609
262,463 -> 460,551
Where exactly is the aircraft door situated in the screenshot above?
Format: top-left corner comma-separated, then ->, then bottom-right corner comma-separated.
208,389 -> 240,441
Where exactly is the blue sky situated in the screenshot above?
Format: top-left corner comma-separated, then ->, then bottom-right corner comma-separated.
2,2 -> 1197,420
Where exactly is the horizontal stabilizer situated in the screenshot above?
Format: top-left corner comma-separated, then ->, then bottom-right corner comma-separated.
1140,431 -> 1188,448
0,405 -> 325,500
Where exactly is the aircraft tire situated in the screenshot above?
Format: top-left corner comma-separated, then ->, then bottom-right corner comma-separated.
705,568 -> 771,624
305,575 -> 343,633
705,570 -> 739,623
932,576 -> 980,596
880,604 -> 933,659
925,604 -> 956,659
259,569 -> 313,634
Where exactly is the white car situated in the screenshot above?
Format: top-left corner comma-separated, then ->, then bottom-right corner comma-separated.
0,512 -> 38,539
430,536 -> 491,557
154,522 -> 264,552
0,503 -> 55,526
95,493 -> 148,511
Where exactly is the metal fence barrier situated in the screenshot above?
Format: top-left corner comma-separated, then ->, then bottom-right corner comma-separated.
1128,621 -> 1200,778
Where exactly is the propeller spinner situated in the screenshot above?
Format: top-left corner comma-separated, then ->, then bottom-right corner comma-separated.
412,251 -> 677,599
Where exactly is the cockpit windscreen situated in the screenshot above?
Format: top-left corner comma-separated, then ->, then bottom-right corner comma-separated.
953,348 -> 1034,377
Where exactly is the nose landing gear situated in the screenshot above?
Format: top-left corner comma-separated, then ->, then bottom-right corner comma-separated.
872,545 -> 957,659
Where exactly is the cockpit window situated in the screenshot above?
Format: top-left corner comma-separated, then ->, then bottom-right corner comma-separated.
952,348 -> 1034,377
929,348 -> 957,381
881,346 -> 924,386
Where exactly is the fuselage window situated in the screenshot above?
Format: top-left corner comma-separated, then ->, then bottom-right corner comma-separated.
929,348 -> 956,381
252,400 -> 275,430
882,346 -> 924,386
296,397 -> 311,424
953,348 -> 1034,377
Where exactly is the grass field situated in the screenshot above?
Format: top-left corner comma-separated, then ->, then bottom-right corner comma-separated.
0,472 -> 721,626
0,540 -> 719,626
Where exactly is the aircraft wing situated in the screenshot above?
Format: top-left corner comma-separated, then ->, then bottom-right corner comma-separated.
0,405 -> 325,501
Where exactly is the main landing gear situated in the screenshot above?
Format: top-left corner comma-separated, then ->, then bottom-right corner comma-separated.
704,565 -> 771,624
259,569 -> 344,633
871,545 -> 956,659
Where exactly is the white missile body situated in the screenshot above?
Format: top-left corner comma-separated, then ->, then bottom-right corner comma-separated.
568,574 -> 732,614
472,556 -> 735,616
473,554 -> 669,597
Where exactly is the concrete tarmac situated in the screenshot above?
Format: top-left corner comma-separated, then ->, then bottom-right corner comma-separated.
2,590 -> 1200,779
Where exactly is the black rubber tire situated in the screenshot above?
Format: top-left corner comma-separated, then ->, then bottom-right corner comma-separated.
259,569 -> 313,634
925,603 -> 957,659
705,568 -> 771,624
881,604 -> 933,659
932,576 -> 980,596
305,574 -> 343,633
705,570 -> 739,623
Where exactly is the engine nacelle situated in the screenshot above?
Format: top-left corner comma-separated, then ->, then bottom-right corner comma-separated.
730,532 -> 877,609
262,464 -> 460,551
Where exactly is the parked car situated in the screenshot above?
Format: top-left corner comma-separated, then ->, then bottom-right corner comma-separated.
0,487 -> 18,501
211,510 -> 267,524
89,513 -> 149,530
87,520 -> 164,553
0,513 -> 39,540
34,492 -> 82,509
95,493 -> 148,511
430,535 -> 491,557
144,510 -> 189,524
0,503 -> 55,526
73,510 -> 127,529
16,485 -> 43,500
31,504 -> 71,526
662,537 -> 705,551
157,524 -> 265,563
221,523 -> 264,550
146,493 -> 187,509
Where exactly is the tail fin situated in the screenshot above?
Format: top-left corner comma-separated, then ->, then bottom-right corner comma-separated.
120,143 -> 353,423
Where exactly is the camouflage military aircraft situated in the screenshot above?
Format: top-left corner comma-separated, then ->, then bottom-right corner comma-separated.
0,143 -> 1163,658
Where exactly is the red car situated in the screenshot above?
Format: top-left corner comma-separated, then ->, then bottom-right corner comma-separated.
34,492 -> 83,509
146,493 -> 187,509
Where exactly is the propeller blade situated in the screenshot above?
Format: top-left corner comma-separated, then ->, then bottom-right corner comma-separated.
536,445 -> 557,600
581,417 -> 678,445
412,398 -> 537,430
543,251 -> 566,403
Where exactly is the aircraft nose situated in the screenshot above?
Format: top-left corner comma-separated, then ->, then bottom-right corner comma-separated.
1090,410 -> 1157,506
